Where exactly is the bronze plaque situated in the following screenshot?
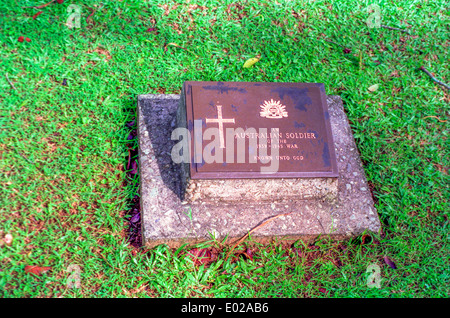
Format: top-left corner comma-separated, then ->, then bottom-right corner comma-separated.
182,81 -> 338,179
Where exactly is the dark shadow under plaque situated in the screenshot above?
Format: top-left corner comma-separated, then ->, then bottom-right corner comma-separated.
138,90 -> 381,248
139,96 -> 183,200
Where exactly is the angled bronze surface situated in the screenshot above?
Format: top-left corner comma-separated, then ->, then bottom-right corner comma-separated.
181,81 -> 338,179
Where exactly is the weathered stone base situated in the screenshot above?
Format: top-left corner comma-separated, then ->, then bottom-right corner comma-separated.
184,177 -> 338,203
138,94 -> 381,248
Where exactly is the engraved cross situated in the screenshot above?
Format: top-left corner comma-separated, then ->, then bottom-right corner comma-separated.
205,105 -> 235,148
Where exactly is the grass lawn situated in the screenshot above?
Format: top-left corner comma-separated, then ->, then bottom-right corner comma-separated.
0,0 -> 448,298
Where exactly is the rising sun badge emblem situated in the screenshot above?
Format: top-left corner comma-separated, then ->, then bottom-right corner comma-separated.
259,99 -> 288,119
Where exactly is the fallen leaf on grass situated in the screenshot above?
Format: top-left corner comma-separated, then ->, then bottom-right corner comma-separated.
187,248 -> 213,265
319,288 -> 328,294
243,57 -> 259,68
332,258 -> 342,268
243,248 -> 253,261
292,247 -> 305,258
130,213 -> 140,223
368,84 -> 379,92
92,47 -> 112,61
127,132 -> 135,140
384,256 -> 397,269
234,248 -> 254,261
32,11 -> 43,20
33,1 -> 55,9
361,234 -> 372,245
25,265 -> 51,276
343,48 -> 351,54
87,8 -> 95,21
168,42 -> 182,48
4,234 -> 13,246
130,161 -> 138,174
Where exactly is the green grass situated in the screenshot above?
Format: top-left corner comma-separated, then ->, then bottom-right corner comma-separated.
0,0 -> 448,297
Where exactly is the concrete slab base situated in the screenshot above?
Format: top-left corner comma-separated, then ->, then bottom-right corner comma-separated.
138,94 -> 381,248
